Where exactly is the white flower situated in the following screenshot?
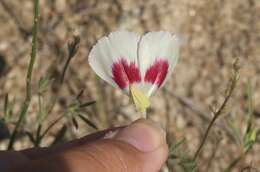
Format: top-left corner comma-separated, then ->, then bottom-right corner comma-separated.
89,30 -> 180,116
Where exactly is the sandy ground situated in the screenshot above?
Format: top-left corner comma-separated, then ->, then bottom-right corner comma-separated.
0,0 -> 260,171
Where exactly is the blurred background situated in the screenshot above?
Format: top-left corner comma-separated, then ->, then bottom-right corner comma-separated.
0,0 -> 260,171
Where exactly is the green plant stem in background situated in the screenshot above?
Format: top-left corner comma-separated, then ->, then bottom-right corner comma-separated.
60,35 -> 80,84
193,58 -> 240,161
193,114 -> 219,160
8,0 -> 39,150
224,81 -> 258,172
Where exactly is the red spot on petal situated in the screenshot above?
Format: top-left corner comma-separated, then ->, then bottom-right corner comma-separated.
144,59 -> 169,87
112,58 -> 141,89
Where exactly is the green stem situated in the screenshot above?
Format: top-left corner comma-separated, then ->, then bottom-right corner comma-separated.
193,114 -> 218,160
8,0 -> 40,150
193,66 -> 237,160
60,55 -> 72,84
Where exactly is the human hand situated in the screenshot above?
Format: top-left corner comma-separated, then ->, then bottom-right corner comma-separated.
0,119 -> 168,172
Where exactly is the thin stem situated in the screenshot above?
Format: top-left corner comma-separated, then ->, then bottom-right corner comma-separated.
39,116 -> 63,141
205,141 -> 220,171
60,35 -> 80,83
193,115 -> 218,160
193,59 -> 239,160
195,91 -> 231,159
224,154 -> 244,172
60,56 -> 72,83
193,87 -> 233,160
8,0 -> 40,150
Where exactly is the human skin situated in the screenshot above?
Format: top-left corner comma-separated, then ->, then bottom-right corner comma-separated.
0,119 -> 168,172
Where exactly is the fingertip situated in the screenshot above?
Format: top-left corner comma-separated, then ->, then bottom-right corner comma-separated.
142,143 -> 169,172
114,118 -> 166,152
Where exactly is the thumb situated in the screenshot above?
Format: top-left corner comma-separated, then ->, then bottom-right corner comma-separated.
11,119 -> 168,172
63,119 -> 168,172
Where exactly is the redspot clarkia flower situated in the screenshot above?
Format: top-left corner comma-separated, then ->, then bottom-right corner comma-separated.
89,31 -> 180,117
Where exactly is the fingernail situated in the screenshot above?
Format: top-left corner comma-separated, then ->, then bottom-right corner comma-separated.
114,119 -> 166,152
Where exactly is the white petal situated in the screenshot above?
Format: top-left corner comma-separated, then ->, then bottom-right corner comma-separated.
137,31 -> 180,97
88,30 -> 141,90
